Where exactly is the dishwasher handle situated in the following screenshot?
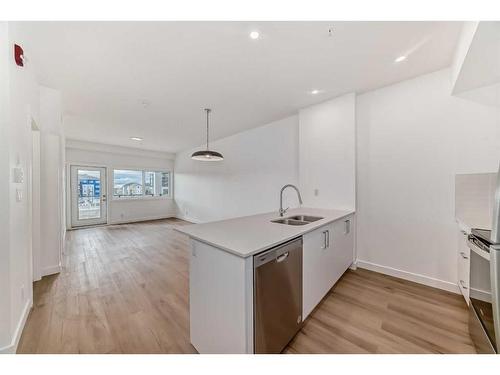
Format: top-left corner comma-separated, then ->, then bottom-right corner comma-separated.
276,252 -> 289,263
254,237 -> 303,268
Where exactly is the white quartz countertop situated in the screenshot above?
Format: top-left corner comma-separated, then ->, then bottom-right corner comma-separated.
456,219 -> 473,234
174,207 -> 354,258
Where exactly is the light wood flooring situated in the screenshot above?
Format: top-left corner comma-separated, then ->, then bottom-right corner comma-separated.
17,219 -> 475,354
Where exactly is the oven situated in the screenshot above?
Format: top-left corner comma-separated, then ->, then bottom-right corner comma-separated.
468,229 -> 500,353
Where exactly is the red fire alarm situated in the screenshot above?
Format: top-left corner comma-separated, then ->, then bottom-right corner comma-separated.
14,44 -> 24,67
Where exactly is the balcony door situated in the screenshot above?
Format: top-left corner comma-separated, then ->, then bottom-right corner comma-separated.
70,166 -> 107,227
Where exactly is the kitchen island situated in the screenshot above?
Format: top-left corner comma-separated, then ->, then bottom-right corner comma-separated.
175,207 -> 355,353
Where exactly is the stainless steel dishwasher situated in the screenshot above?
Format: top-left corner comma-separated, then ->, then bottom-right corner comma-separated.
253,237 -> 303,354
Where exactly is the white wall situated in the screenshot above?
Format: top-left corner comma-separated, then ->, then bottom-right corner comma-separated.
39,87 -> 64,277
1,21 -> 40,353
174,116 -> 300,223
451,21 -> 479,94
173,94 -> 356,224
299,93 -> 356,210
40,134 -> 63,275
65,140 -> 176,226
356,68 -> 500,292
0,21 -> 12,352
0,23 -> 67,352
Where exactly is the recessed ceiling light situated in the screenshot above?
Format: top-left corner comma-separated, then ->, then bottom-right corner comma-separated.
249,31 -> 260,40
310,89 -> 321,95
130,137 -> 143,141
394,55 -> 407,63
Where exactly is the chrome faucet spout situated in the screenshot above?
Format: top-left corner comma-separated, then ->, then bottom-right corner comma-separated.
279,184 -> 303,216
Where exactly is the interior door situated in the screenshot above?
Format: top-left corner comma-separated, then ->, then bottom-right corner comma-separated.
70,165 -> 107,227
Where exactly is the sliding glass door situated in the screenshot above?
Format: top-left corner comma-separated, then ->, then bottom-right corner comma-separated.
70,166 -> 107,227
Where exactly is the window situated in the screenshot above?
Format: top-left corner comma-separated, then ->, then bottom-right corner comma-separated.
113,169 -> 171,198
113,170 -> 143,197
160,172 -> 169,196
144,171 -> 155,196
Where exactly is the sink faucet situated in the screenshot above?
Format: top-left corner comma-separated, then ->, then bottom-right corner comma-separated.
279,184 -> 303,216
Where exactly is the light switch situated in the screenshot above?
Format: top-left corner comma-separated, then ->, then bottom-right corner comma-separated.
16,188 -> 23,202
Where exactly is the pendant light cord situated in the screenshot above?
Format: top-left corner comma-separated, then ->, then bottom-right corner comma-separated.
205,108 -> 211,150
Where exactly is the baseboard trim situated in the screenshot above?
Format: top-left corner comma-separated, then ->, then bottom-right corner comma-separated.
68,215 -> 198,228
109,215 -> 176,225
68,215 -> 177,230
0,298 -> 32,354
174,215 -> 200,224
356,260 -> 460,294
42,264 -> 61,277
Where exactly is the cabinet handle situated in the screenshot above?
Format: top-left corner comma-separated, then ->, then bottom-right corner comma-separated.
460,251 -> 469,260
322,231 -> 328,249
344,220 -> 351,234
459,280 -> 468,289
326,230 -> 330,248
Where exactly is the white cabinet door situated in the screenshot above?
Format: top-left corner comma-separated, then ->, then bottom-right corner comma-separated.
457,228 -> 470,304
329,215 -> 355,287
303,216 -> 355,320
189,240 -> 251,353
303,222 -> 334,319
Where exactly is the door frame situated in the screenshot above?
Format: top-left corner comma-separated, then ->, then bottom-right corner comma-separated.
70,164 -> 108,228
30,119 -> 41,281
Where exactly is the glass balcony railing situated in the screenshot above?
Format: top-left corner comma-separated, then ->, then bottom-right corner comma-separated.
78,196 -> 101,220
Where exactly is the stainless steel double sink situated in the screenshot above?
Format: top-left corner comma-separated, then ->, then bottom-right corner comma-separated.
271,215 -> 323,226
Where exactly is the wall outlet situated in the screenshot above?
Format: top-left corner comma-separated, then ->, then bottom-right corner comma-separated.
120,213 -> 125,219
314,189 -> 319,197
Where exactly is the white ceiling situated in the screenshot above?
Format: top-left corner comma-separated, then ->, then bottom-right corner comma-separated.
24,21 -> 463,153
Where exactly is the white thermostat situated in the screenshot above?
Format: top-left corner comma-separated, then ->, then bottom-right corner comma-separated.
12,167 -> 24,183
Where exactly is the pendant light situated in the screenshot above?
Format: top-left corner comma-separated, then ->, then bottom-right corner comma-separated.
191,108 -> 224,161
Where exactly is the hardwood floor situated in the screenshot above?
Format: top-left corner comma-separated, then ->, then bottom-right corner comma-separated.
285,269 -> 475,354
17,219 -> 475,354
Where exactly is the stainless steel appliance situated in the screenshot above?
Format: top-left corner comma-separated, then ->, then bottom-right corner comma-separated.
468,165 -> 500,353
253,237 -> 303,353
